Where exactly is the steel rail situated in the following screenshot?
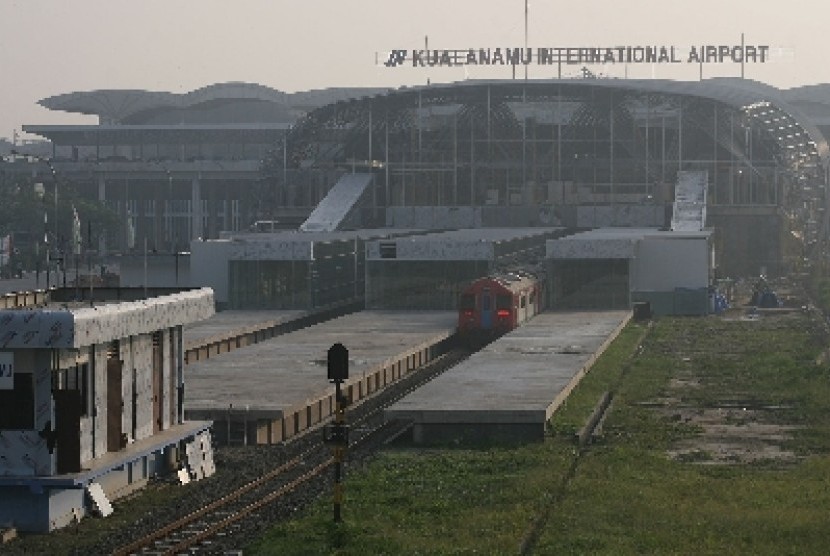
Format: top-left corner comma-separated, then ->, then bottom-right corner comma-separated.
111,346 -> 470,555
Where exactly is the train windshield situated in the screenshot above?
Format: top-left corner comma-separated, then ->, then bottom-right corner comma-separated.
496,295 -> 512,310
460,294 -> 475,310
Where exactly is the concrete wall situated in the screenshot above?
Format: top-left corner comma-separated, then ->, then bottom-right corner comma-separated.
366,238 -> 494,260
92,344 -> 108,459
162,327 -> 175,430
632,237 -> 710,291
190,239 -> 234,304
386,205 -> 567,229
0,349 -> 55,477
231,237 -> 313,260
125,335 -> 152,442
548,237 -> 638,259
708,207 -> 784,277
114,253 -> 192,289
0,486 -> 84,532
575,204 -> 667,228
631,289 -> 709,316
0,288 -> 214,349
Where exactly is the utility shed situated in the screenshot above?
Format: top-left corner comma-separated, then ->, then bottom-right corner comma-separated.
547,228 -> 713,315
0,288 -> 215,532
365,227 -> 567,310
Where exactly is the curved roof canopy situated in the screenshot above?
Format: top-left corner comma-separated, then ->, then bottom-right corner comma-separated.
39,82 -> 289,124
297,77 -> 829,163
38,82 -> 390,126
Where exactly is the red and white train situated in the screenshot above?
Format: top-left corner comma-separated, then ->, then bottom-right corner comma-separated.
457,272 -> 543,344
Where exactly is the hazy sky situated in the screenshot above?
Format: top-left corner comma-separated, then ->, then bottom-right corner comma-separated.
2,0 -> 829,142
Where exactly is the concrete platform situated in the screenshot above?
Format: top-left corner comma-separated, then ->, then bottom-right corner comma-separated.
182,301 -> 362,364
184,310 -> 304,349
0,421 -> 211,489
184,311 -> 457,444
386,310 -> 631,443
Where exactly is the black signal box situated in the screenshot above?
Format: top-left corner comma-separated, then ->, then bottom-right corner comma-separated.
327,343 -> 349,382
323,423 -> 350,446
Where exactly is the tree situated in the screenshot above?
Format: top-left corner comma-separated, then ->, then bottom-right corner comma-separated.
0,168 -> 120,271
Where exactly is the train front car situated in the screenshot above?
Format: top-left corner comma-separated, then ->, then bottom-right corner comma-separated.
457,273 -> 541,347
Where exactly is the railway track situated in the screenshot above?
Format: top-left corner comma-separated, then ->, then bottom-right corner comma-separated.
111,346 -> 471,555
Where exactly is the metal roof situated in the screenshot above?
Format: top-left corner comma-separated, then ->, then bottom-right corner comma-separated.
37,82 -> 390,125
305,77 -> 830,163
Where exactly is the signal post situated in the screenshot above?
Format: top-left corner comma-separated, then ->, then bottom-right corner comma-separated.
324,342 -> 349,523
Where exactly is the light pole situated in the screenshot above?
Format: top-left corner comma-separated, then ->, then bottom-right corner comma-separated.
44,211 -> 50,288
166,169 -> 174,253
48,163 -> 61,287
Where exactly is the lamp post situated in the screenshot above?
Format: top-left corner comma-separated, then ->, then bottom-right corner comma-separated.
166,169 -> 174,253
48,163 -> 62,287
44,211 -> 50,289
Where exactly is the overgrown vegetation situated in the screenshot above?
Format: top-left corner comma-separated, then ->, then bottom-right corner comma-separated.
809,273 -> 830,313
250,310 -> 830,555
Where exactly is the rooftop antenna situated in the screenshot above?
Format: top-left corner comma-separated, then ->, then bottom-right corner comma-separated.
741,33 -> 746,79
425,35 -> 429,85
524,0 -> 528,81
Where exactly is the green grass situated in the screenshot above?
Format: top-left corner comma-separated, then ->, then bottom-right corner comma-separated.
253,444 -> 576,555
539,454 -> 830,554
539,312 -> 830,554
249,311 -> 830,555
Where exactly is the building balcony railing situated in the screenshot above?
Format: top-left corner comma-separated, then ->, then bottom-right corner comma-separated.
4,157 -> 261,176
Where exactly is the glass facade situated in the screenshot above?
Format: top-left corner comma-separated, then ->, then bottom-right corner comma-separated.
22,80 -> 827,274
283,82 -> 825,275
366,260 -> 490,310
290,84 -> 821,211
228,239 -> 363,310
548,259 -> 630,310
230,260 -> 311,309
365,230 -> 560,310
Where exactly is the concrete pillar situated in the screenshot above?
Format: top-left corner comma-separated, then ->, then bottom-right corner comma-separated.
207,183 -> 216,239
97,174 -> 107,254
164,445 -> 178,472
191,175 -> 202,241
153,179 -> 163,253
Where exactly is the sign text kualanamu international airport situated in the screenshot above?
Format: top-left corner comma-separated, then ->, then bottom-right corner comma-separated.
383,45 -> 770,68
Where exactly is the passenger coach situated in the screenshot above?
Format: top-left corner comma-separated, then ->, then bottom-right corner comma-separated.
458,273 -> 543,344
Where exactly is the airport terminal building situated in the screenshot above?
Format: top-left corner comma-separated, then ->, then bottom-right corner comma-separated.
10,76 -> 830,278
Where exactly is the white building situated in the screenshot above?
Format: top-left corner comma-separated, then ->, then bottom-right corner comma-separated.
0,288 -> 215,532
